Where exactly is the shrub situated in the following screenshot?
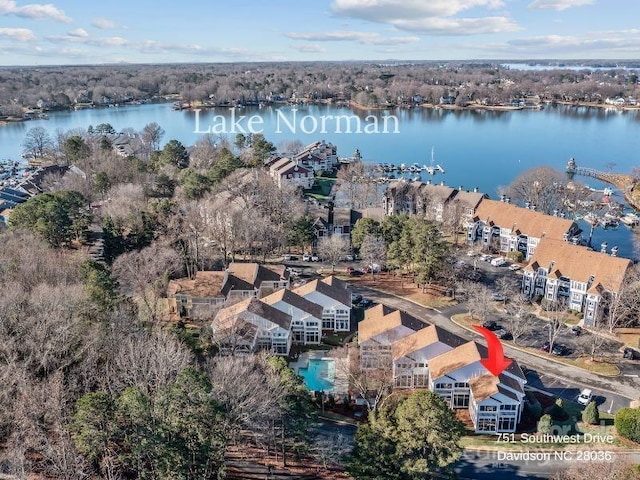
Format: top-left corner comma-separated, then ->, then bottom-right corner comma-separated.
615,407 -> 640,443
582,401 -> 600,425
538,414 -> 553,434
506,251 -> 524,262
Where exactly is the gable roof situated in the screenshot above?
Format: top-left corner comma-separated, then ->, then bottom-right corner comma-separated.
221,263 -> 288,296
428,341 -> 488,380
469,373 -> 522,402
474,199 -> 575,241
276,161 -> 312,177
261,288 -> 323,319
452,190 -> 486,210
167,271 -> 225,298
392,325 -> 466,360
523,238 -> 631,294
215,297 -> 292,330
358,309 -> 426,343
364,303 -> 395,323
293,278 -> 351,307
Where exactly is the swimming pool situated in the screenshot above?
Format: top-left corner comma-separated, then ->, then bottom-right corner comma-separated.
298,358 -> 336,392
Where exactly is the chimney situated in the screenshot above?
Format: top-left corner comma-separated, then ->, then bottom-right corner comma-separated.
506,196 -> 511,204
600,242 -> 607,254
525,201 -> 530,209
500,194 -> 506,202
473,187 -> 479,193
458,185 -> 463,191
440,180 -> 445,186
531,204 -> 536,211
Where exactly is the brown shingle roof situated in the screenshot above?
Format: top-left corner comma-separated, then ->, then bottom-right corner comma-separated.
392,325 -> 466,360
523,239 -> 631,294
358,309 -> 426,343
293,278 -> 351,307
474,199 -> 576,241
452,190 -> 486,211
215,298 -> 292,330
469,372 -> 522,403
364,304 -> 394,323
428,341 -> 488,380
261,289 -> 323,319
221,263 -> 288,296
167,271 -> 225,298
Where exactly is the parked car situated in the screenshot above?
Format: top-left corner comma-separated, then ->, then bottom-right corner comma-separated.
570,325 -> 582,336
351,293 -> 363,305
481,254 -> 494,262
482,320 -> 500,331
494,328 -> 513,340
467,271 -> 483,282
346,267 -> 363,277
344,254 -> 355,261
363,263 -> 381,273
577,388 -> 593,406
467,250 -> 478,257
311,254 -> 320,262
623,347 -> 639,360
491,292 -> 507,302
508,264 -> 521,271
551,344 -> 570,356
359,298 -> 373,308
491,257 -> 507,267
302,253 -> 311,262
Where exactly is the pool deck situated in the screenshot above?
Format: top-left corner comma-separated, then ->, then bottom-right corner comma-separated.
290,350 -> 350,395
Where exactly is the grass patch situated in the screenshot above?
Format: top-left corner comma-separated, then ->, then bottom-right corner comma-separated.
304,177 -> 336,201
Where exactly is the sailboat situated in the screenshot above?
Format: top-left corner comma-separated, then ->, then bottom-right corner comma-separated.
423,147 -> 445,175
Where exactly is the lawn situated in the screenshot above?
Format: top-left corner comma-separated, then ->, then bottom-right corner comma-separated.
304,176 -> 336,201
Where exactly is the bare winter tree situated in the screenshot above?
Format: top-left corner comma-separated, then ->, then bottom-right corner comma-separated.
318,235 -> 350,273
112,242 -> 181,322
141,122 -> 165,152
22,126 -> 54,159
507,166 -> 568,215
359,234 -> 387,279
542,299 -> 569,353
599,265 -> 640,333
466,282 -> 494,323
503,294 -> 534,345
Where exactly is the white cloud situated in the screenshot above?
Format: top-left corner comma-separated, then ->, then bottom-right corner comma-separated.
285,30 -> 419,45
0,26 -> 35,41
392,16 -> 520,35
291,44 -> 326,53
528,0 -> 595,11
92,17 -> 119,30
331,0 -> 505,21
330,0 -> 518,36
0,0 -> 71,22
68,28 -> 89,38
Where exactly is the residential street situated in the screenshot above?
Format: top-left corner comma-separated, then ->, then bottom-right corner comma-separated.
349,285 -> 640,410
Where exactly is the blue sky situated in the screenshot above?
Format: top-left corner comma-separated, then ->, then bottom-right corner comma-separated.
0,0 -> 638,65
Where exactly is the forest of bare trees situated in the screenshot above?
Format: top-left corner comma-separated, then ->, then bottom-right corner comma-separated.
1,61 -> 639,117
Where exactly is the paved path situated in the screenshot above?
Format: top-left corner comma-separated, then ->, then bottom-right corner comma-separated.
351,285 -> 639,410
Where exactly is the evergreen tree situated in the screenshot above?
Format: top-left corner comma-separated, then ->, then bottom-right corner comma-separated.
582,400 -> 600,425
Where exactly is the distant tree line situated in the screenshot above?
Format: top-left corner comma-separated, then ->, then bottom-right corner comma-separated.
1,61 -> 639,116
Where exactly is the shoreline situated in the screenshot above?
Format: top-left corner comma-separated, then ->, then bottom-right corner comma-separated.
4,98 -> 640,128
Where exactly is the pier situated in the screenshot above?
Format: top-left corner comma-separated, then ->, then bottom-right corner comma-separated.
566,158 -> 640,211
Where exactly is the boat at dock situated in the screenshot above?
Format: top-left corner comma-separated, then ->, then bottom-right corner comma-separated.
620,213 -> 639,226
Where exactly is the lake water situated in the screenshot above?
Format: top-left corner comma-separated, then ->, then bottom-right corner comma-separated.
1,102 -> 638,258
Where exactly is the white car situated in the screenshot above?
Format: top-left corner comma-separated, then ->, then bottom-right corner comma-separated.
508,264 -> 521,271
302,253 -> 311,262
577,388 -> 593,406
467,250 -> 478,257
491,257 -> 507,267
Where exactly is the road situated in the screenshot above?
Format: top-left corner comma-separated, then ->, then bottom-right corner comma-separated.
455,450 -> 640,480
349,285 -> 639,411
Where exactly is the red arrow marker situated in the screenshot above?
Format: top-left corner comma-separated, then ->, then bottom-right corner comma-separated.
472,325 -> 512,376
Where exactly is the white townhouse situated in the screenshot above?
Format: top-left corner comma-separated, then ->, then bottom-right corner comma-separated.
268,157 -> 315,190
293,276 -> 352,332
293,140 -> 338,172
467,199 -> 580,259
262,288 -> 323,345
222,262 -> 290,300
392,325 -> 466,389
522,238 -> 632,326
358,305 -> 426,370
212,297 -> 292,356
428,341 -> 526,434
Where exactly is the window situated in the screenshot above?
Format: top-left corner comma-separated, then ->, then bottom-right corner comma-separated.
454,382 -> 468,389
305,331 -> 320,344
478,417 -> 497,432
395,375 -> 412,388
500,404 -> 517,411
435,383 -> 452,390
414,374 -> 428,387
498,417 -> 516,432
479,405 -> 497,412
453,393 -> 469,408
